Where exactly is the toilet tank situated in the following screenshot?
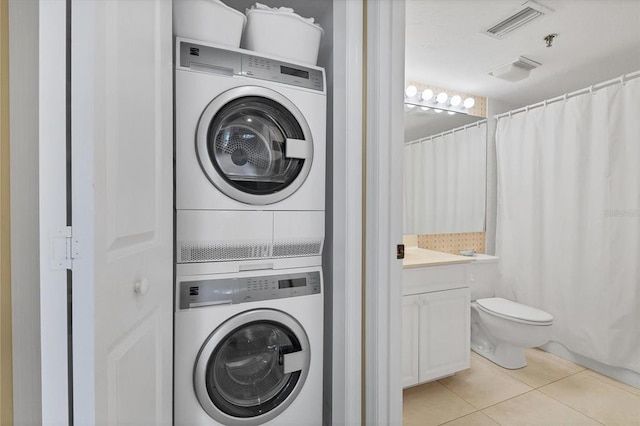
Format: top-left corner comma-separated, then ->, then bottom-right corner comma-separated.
468,254 -> 500,300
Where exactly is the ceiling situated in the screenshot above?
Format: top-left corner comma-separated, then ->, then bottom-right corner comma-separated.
405,0 -> 640,110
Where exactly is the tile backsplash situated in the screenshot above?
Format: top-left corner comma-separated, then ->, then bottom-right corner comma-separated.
417,232 -> 486,255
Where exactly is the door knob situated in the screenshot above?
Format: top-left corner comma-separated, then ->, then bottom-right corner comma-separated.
134,278 -> 150,295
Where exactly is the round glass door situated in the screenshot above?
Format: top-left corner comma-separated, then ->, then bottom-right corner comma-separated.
194,309 -> 311,425
196,86 -> 314,205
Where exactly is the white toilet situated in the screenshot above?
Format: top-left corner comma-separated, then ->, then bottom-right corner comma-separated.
468,255 -> 553,369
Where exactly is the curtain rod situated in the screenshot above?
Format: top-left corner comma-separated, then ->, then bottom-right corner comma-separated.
495,70 -> 640,121
405,119 -> 487,146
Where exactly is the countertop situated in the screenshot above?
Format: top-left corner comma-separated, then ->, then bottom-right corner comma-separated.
402,247 -> 477,268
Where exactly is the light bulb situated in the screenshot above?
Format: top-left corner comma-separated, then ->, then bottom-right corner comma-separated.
450,95 -> 462,107
448,111 -> 456,115
406,104 -> 416,109
463,97 -> 475,109
421,89 -> 434,101
436,92 -> 448,104
420,106 -> 429,111
434,109 -> 443,114
405,85 -> 418,98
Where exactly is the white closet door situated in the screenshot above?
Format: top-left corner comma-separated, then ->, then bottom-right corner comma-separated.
71,0 -> 173,424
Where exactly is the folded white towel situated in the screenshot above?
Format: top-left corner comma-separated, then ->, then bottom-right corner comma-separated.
248,2 -> 321,27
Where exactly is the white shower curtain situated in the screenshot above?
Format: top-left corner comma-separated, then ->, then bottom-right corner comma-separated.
495,77 -> 640,372
404,122 -> 487,234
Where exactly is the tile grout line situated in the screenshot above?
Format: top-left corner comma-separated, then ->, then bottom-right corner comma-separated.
475,366 -> 607,425
477,388 -> 537,411
532,389 -> 607,426
536,371 -> 636,426
410,351 -> 635,426
531,368 -> 586,389
444,369 -> 599,423
582,369 -> 640,397
436,409 -> 480,426
476,388 -> 606,426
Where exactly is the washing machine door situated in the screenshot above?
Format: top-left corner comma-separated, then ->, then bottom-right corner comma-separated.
194,309 -> 311,425
196,86 -> 314,205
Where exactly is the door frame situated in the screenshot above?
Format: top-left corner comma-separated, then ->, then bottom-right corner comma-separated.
330,0 -> 406,423
364,0 -> 406,424
328,0 -> 364,424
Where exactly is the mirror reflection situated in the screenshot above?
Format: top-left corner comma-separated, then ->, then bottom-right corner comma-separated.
403,105 -> 487,235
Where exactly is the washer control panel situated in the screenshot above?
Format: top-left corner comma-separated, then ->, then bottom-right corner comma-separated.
179,40 -> 325,92
179,271 -> 321,310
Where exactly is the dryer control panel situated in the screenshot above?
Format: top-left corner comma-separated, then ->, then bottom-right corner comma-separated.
178,40 -> 325,92
179,271 -> 321,310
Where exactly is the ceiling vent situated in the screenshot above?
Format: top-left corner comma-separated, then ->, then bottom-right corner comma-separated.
488,56 -> 542,82
484,1 -> 552,39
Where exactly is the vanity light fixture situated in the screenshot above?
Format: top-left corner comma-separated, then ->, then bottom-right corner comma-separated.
463,97 -> 475,109
436,92 -> 448,104
404,84 -> 481,115
405,85 -> 418,98
421,89 -> 434,101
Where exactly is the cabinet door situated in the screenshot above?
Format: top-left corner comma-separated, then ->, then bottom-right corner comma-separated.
418,288 -> 470,383
402,295 -> 420,388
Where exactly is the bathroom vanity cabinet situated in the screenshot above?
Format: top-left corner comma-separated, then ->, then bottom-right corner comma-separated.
402,250 -> 472,388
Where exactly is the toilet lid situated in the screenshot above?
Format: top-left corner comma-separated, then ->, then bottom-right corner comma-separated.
476,297 -> 553,325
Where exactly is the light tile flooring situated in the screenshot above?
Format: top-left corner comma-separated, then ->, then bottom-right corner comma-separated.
403,349 -> 640,426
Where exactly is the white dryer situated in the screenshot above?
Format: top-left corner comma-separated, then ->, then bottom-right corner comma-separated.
175,39 -> 326,275
174,267 -> 323,426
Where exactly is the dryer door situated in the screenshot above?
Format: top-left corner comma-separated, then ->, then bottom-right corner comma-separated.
194,309 -> 311,425
196,86 -> 314,205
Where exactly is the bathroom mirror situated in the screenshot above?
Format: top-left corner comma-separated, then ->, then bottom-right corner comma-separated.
403,106 -> 487,235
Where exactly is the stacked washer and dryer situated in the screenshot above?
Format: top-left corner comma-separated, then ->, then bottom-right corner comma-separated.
173,37 -> 326,426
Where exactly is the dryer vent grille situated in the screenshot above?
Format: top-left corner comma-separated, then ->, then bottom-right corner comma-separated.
273,240 -> 323,258
179,241 -> 272,263
178,239 -> 324,263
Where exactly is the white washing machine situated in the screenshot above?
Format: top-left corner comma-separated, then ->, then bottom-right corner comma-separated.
174,266 -> 323,426
175,39 -> 326,275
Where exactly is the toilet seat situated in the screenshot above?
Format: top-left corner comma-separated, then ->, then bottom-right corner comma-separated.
476,298 -> 553,325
